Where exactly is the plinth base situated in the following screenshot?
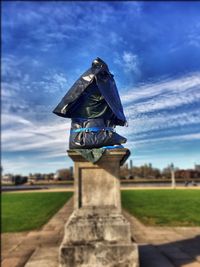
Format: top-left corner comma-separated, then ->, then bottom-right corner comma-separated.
59,208 -> 139,267
60,243 -> 138,267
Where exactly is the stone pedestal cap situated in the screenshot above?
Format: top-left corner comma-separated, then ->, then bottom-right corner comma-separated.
67,148 -> 130,165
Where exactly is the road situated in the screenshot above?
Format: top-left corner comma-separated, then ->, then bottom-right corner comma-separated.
2,181 -> 199,192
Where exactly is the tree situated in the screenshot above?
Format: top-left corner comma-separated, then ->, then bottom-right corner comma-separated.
162,164 -> 179,179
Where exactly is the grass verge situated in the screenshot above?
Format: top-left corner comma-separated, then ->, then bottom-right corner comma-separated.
121,189 -> 200,226
2,192 -> 73,233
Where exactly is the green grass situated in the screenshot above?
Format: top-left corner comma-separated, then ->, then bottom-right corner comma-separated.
2,192 -> 73,233
121,190 -> 200,226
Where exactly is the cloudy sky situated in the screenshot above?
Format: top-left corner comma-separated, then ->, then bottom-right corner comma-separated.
2,1 -> 200,175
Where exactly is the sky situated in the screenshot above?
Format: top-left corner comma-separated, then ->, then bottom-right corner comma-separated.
2,1 -> 200,175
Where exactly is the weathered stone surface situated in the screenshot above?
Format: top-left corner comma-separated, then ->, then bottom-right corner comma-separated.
59,149 -> 139,267
60,209 -> 139,267
62,210 -> 131,244
60,243 -> 138,267
68,149 -> 128,212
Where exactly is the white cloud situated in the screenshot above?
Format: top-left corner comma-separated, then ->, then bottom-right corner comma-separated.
51,73 -> 68,90
120,73 -> 200,133
2,55 -> 22,78
2,114 -> 33,128
2,113 -> 71,153
117,72 -> 200,145
2,1 -> 144,60
135,132 -> 200,146
110,32 -> 124,45
1,55 -> 69,122
2,55 -> 68,95
120,109 -> 200,139
34,72 -> 68,94
187,22 -> 200,48
1,112 -> 72,174
2,61 -> 199,174
122,51 -> 138,72
114,51 -> 140,76
121,72 -> 200,104
2,67 -> 199,163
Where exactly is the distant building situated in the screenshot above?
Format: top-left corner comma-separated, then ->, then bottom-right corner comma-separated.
175,169 -> 200,180
31,173 -> 44,181
125,163 -> 128,170
2,174 -> 13,183
54,168 -> 73,180
195,164 -> 200,171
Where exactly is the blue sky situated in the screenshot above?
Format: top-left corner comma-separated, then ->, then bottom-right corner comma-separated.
2,1 -> 200,175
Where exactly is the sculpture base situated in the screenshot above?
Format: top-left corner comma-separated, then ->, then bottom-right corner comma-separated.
59,208 -> 139,267
59,149 -> 139,267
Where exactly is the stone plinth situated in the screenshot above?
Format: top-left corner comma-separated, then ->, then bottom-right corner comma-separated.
69,149 -> 127,212
59,149 -> 139,267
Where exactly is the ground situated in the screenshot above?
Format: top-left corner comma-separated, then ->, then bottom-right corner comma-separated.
2,192 -> 200,267
2,192 -> 73,232
121,189 -> 200,226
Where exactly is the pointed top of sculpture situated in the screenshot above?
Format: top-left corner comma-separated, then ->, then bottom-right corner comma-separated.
92,57 -> 108,70
53,57 -> 126,126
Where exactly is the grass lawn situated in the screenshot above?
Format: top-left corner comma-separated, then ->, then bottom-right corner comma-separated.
121,189 -> 200,226
2,192 -> 73,233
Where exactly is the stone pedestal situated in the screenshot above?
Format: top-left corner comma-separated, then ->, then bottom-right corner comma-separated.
59,149 -> 139,267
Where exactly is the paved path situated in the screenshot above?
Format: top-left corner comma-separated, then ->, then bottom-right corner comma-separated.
2,197 -> 200,267
123,210 -> 200,267
1,198 -> 74,267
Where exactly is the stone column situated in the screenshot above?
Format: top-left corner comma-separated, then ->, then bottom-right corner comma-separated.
59,148 -> 139,267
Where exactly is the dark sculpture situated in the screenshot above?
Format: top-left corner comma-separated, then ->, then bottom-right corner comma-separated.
53,58 -> 128,161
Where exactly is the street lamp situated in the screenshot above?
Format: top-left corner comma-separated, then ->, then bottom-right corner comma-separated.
170,163 -> 176,189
